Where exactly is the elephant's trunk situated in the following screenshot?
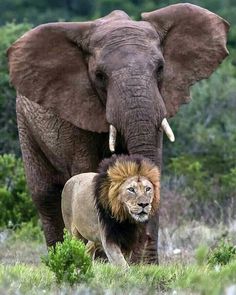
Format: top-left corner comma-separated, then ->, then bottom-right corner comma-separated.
107,72 -> 165,166
124,117 -> 160,164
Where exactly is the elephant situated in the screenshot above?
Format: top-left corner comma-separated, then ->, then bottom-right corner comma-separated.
7,3 -> 229,263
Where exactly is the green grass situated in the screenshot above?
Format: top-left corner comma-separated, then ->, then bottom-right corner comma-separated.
0,261 -> 236,294
0,264 -> 54,294
1,222 -> 236,294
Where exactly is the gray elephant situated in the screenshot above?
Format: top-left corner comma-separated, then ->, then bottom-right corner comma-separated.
7,3 -> 229,263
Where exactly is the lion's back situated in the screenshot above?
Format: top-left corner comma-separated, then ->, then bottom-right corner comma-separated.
61,172 -> 100,242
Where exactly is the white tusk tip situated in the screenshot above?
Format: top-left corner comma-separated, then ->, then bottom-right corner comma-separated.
169,135 -> 175,142
109,125 -> 117,153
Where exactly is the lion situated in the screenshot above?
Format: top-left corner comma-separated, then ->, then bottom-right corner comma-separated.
61,154 -> 160,268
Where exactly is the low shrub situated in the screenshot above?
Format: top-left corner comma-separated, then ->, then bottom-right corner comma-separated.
0,154 -> 37,228
168,155 -> 210,202
42,230 -> 93,286
208,240 -> 236,267
166,154 -> 236,222
0,22 -> 32,155
12,221 -> 44,243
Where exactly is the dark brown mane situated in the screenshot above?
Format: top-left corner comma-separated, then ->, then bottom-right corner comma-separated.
93,154 -> 160,253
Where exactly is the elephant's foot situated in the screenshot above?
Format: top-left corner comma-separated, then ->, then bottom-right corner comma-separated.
33,190 -> 65,248
130,231 -> 158,264
40,212 -> 65,248
129,216 -> 159,264
142,236 -> 159,264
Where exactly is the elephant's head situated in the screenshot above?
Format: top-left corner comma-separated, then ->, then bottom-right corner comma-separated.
8,4 -> 229,164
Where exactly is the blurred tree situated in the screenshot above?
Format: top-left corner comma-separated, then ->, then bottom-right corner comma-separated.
65,0 -> 95,17
0,0 -> 235,25
96,0 -> 136,17
0,22 -> 32,155
0,154 -> 36,227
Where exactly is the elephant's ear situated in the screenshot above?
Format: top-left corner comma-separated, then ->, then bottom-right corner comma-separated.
142,3 -> 229,117
8,22 -> 109,133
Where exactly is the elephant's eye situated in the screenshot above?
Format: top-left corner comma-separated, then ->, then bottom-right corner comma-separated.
95,70 -> 107,84
155,63 -> 164,83
127,187 -> 135,193
156,64 -> 164,75
146,187 -> 151,192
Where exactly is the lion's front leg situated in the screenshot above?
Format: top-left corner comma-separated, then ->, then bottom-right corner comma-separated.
99,224 -> 129,269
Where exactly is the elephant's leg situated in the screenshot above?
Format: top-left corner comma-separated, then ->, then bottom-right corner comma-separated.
130,213 -> 159,264
146,212 -> 159,264
23,161 -> 65,247
24,158 -> 65,247
34,186 -> 65,247
17,113 -> 66,247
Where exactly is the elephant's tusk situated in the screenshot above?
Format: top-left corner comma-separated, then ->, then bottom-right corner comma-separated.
161,118 -> 175,142
109,125 -> 117,153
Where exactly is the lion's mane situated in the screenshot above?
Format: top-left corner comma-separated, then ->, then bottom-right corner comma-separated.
94,154 -> 160,252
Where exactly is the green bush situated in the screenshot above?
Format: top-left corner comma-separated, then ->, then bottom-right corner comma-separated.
42,230 -> 93,286
0,154 -> 36,227
168,155 -> 210,202
0,22 -> 32,155
220,168 -> 236,196
208,240 -> 236,267
11,221 -> 44,243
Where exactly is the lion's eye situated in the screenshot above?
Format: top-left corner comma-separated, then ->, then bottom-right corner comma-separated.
146,187 -> 151,192
127,187 -> 135,193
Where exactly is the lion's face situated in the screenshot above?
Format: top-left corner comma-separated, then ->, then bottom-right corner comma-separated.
119,176 -> 155,223
98,155 -> 160,223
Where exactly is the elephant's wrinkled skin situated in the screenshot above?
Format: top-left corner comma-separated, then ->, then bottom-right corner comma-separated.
8,4 -> 229,263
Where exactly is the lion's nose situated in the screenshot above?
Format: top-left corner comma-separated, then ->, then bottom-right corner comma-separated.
138,203 -> 149,208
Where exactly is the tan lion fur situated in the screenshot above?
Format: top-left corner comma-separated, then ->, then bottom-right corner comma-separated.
62,155 -> 160,267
